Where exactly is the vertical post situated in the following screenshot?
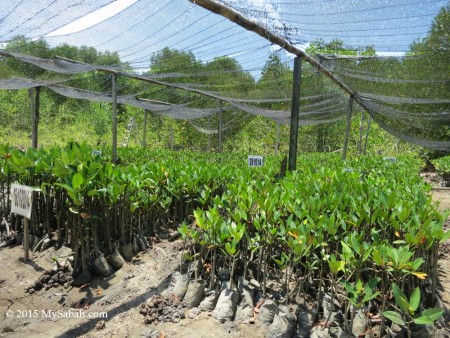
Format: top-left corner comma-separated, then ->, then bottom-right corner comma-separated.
363,115 -> 372,154
342,96 -> 354,160
275,122 -> 280,156
358,111 -> 365,156
169,123 -> 174,150
207,116 -> 211,151
143,110 -> 148,147
288,56 -> 302,171
218,102 -> 223,153
24,218 -> 29,261
112,74 -> 118,163
29,86 -> 40,148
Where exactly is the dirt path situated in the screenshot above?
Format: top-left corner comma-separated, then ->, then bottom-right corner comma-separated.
0,239 -> 267,338
432,188 -> 450,213
432,187 -> 450,337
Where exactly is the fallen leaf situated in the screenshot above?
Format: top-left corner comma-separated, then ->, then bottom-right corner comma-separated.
411,272 -> 427,279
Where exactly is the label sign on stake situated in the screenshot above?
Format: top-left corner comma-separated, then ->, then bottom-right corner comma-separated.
11,184 -> 33,219
10,183 -> 34,261
248,155 -> 264,167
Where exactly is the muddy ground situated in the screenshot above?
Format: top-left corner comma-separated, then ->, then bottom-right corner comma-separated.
0,183 -> 449,338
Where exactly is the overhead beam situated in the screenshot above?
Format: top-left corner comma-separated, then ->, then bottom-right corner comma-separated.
189,0 -> 371,113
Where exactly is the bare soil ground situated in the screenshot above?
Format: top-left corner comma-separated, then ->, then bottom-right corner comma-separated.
0,180 -> 449,338
0,239 -> 267,338
432,186 -> 450,337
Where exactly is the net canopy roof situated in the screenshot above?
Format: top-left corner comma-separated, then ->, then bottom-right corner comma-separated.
0,0 -> 448,150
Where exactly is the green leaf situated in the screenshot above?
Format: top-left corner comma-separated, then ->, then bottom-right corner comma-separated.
409,287 -> 420,313
340,241 -> 354,257
392,283 -> 411,314
55,182 -> 74,193
413,309 -> 444,325
72,173 -> 85,190
365,277 -> 381,291
328,254 -> 345,274
383,311 -> 405,325
362,291 -> 381,303
87,189 -> 99,196
225,241 -> 236,255
372,249 -> 383,266
441,229 -> 450,243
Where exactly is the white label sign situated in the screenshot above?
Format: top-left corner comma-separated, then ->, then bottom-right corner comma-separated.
10,184 -> 33,219
248,155 -> 264,167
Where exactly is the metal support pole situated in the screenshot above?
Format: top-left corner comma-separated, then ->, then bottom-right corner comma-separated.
288,56 -> 302,171
29,86 -> 40,148
363,115 -> 372,155
112,74 -> 118,163
143,110 -> 148,147
342,96 -> 353,160
218,102 -> 223,153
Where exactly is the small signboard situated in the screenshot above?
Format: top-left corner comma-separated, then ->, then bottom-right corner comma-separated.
10,183 -> 34,219
248,155 -> 264,167
92,150 -> 102,157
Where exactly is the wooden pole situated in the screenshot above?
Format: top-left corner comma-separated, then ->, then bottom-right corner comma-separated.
170,123 -> 174,150
24,218 -> 29,261
342,96 -> 353,161
218,102 -> 223,153
112,74 -> 118,163
207,116 -> 211,151
363,116 -> 372,154
288,56 -> 302,171
275,122 -> 280,156
143,110 -> 148,147
358,111 -> 365,156
29,86 -> 40,148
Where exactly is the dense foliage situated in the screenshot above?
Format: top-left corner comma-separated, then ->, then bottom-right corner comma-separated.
0,143 -> 448,335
